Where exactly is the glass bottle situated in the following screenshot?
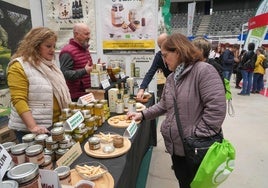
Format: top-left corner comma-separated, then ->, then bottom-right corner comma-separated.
90,64 -> 100,88
116,93 -> 124,114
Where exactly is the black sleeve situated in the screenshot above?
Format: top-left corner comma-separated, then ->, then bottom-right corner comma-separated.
59,53 -> 87,81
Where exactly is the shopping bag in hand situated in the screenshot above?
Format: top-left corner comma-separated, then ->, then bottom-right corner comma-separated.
191,139 -> 236,188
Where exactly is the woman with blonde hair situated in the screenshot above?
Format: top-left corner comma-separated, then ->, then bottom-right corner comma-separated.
7,27 -> 71,142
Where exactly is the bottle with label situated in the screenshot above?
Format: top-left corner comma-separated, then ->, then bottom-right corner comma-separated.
123,88 -> 130,108
90,64 -> 100,88
116,93 -> 124,114
78,0 -> 83,18
128,95 -> 136,113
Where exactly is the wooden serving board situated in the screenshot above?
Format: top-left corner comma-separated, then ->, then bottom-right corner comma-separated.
84,137 -> 131,158
70,169 -> 114,188
107,115 -> 141,128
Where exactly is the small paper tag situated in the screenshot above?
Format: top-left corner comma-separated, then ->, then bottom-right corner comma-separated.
0,144 -> 12,179
40,169 -> 61,188
123,120 -> 138,139
101,79 -> 110,89
64,111 -> 84,131
56,142 -> 82,167
78,93 -> 96,105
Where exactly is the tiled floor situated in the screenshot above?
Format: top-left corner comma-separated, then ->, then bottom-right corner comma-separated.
146,81 -> 268,188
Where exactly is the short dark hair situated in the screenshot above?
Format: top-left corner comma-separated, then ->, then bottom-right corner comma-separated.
248,42 -> 255,51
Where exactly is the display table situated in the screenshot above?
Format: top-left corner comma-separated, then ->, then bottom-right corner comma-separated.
70,94 -> 157,188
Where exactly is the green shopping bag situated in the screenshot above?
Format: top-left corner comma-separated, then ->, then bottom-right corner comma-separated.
191,139 -> 236,188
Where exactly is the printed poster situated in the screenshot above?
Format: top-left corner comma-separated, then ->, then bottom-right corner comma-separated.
43,0 -> 97,51
102,0 -> 157,53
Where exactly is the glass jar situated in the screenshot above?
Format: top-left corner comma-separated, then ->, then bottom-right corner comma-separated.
34,134 -> 48,148
10,143 -> 28,165
2,180 -> 19,188
59,135 -> 74,149
7,162 -> 41,188
84,117 -> 95,136
85,103 -> 94,115
44,148 -> 55,162
73,133 -> 84,143
76,103 -> 85,110
55,148 -> 69,160
128,97 -> 136,113
53,121 -> 64,128
22,133 -> 36,146
88,137 -> 101,150
71,109 -> 80,115
2,141 -> 16,154
45,136 -> 58,151
25,144 -> 45,165
81,109 -> 91,119
54,166 -> 71,185
68,102 -> 77,110
61,108 -> 72,119
94,103 -> 104,117
51,127 -> 65,142
39,155 -> 53,170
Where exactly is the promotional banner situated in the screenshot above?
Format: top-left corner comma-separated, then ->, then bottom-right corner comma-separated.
43,0 -> 97,51
102,0 -> 157,53
244,0 -> 268,49
187,2 -> 196,37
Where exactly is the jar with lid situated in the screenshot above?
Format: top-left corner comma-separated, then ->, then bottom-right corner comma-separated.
34,134 -> 48,148
2,141 -> 16,154
88,137 -> 101,150
54,166 -> 72,185
7,162 -> 42,188
85,103 -> 94,115
128,95 -> 136,113
84,117 -> 95,136
76,103 -> 85,110
111,3 -> 124,27
51,127 -> 65,142
61,108 -> 72,119
25,144 -> 45,165
55,148 -> 69,160
116,93 -> 124,114
53,121 -> 64,128
10,143 -> 28,165
71,108 -> 80,115
22,133 -> 36,146
45,136 -> 58,151
44,148 -> 55,162
73,133 -> 84,143
59,135 -> 74,149
2,180 -> 19,188
95,115 -> 103,127
94,103 -> 104,117
68,101 -> 77,110
81,109 -> 91,119
39,155 -> 53,170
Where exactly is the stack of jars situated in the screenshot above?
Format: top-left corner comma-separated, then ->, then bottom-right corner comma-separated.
57,100 -> 110,143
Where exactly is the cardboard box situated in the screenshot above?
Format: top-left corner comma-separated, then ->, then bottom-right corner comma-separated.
0,125 -> 16,143
85,89 -> 106,100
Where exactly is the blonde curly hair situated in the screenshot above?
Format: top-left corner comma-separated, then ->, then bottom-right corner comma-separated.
11,27 -> 57,66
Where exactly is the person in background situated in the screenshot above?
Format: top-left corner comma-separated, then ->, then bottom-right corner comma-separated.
251,47 -> 266,93
235,49 -> 246,89
136,33 -> 172,99
59,23 -> 94,102
127,33 -> 226,188
238,42 -> 256,96
221,43 -> 235,81
7,27 -> 71,142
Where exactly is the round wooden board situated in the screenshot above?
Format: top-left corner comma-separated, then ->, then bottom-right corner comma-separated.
84,137 -> 131,158
107,114 -> 141,128
71,169 -> 114,188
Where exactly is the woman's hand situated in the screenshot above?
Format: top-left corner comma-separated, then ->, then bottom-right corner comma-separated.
127,111 -> 143,121
30,126 -> 50,134
136,89 -> 145,99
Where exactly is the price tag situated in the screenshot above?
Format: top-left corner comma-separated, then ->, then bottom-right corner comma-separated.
64,111 -> 84,131
123,120 -> 138,139
0,144 -> 12,179
101,79 -> 111,89
78,93 -> 95,105
56,142 -> 82,167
